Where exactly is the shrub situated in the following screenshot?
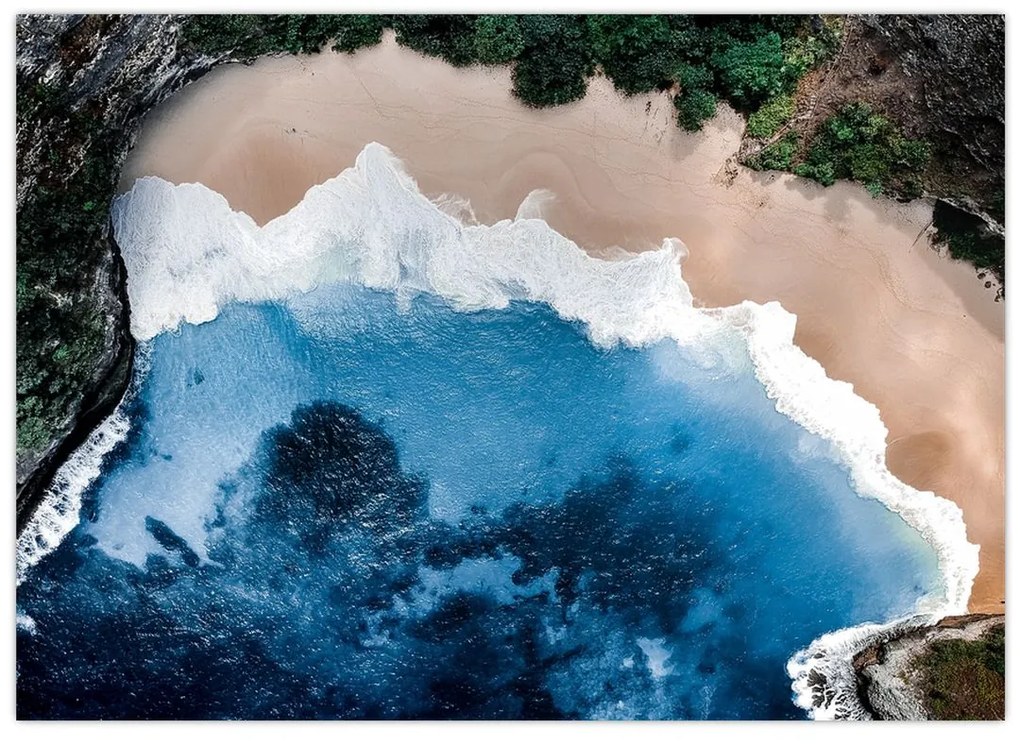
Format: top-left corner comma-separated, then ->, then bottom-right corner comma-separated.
794,160 -> 835,186
712,31 -> 787,108
391,15 -> 479,67
586,15 -> 678,95
797,103 -> 930,196
747,132 -> 799,171
746,94 -> 794,138
675,89 -> 718,131
473,14 -> 524,65
782,18 -> 842,80
675,62 -> 714,92
324,16 -> 386,53
181,15 -> 384,56
512,15 -> 594,107
181,14 -> 267,55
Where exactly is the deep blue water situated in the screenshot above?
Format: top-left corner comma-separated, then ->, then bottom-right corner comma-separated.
16,283 -> 938,719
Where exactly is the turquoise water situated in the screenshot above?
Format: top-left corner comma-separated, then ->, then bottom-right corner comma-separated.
17,282 -> 938,719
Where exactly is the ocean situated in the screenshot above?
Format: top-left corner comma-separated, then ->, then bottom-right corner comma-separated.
16,144 -> 973,720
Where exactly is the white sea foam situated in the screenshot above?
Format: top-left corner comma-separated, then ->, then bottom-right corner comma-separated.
637,637 -> 675,679
16,613 -> 37,634
17,346 -> 153,586
16,403 -> 132,585
22,142 -> 978,718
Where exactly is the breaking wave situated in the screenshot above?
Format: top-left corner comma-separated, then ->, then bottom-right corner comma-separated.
23,142 -> 977,719
17,402 -> 132,584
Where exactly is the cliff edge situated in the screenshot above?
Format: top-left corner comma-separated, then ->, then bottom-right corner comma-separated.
854,614 -> 1005,720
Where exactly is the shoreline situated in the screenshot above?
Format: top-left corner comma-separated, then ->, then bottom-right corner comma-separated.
105,143 -> 977,719
119,33 -> 1004,613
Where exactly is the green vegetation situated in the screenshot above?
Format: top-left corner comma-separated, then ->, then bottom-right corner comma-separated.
672,62 -> 716,131
181,14 -> 385,56
586,15 -> 679,96
180,14 -> 837,119
512,16 -> 595,106
794,103 -> 930,196
391,15 -> 479,66
932,200 -> 1005,290
781,17 -> 842,80
675,89 -> 718,132
918,625 -> 1004,720
746,94 -> 794,138
734,18 -> 934,204
472,14 -> 524,65
746,132 -> 799,172
712,32 -> 787,108
17,84 -> 119,452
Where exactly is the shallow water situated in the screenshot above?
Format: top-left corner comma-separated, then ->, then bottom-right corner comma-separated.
17,283 -> 938,719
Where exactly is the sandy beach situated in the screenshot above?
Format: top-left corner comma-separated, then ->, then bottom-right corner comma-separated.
121,33 -> 1004,613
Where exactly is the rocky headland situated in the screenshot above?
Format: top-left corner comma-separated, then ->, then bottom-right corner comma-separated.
854,614 -> 1005,720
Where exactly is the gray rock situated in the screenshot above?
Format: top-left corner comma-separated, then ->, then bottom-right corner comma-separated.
866,14 -> 1005,231
854,614 -> 1005,720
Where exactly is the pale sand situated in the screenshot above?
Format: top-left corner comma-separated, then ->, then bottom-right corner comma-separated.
121,33 -> 1004,613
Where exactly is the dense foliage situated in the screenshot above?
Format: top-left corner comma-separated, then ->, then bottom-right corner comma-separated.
672,62 -> 716,131
919,625 -> 1004,720
181,14 -> 829,115
675,88 -> 718,132
794,103 -> 931,197
16,83 -> 118,451
746,132 -> 799,171
932,201 -> 1005,291
390,15 -> 479,66
586,15 -> 680,96
746,94 -> 794,139
472,15 -> 525,65
512,16 -> 595,106
712,32 -> 787,108
182,14 -> 385,56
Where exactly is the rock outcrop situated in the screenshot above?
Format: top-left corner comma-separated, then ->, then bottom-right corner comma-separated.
854,614 -> 1005,720
866,14 -> 1005,232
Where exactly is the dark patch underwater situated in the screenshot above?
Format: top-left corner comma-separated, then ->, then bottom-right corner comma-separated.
17,289 -> 938,720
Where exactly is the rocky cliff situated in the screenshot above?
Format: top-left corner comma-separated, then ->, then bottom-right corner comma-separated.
867,14 -> 1005,232
854,614 -> 1005,720
15,14 -> 214,531
764,14 -> 1004,230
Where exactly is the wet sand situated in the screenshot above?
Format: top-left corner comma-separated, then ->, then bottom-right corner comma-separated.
121,33 -> 1004,613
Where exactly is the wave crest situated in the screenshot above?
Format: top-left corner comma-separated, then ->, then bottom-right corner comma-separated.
26,142 -> 977,718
